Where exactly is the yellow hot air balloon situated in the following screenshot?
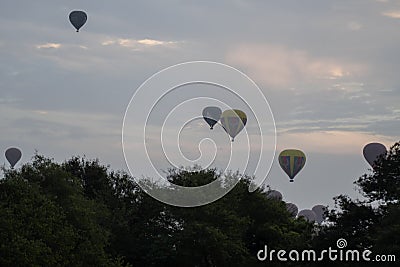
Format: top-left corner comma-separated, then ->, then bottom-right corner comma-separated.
220,109 -> 247,141
278,149 -> 306,182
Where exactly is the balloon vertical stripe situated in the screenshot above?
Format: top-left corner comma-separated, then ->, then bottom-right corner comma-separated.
278,149 -> 306,182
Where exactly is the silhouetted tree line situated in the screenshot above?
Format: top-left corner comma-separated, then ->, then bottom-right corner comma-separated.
0,142 -> 399,266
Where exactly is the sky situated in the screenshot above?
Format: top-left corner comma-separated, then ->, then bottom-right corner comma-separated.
0,0 -> 399,210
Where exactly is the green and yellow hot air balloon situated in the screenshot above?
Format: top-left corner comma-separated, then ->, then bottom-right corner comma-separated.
278,149 -> 306,182
220,109 -> 247,141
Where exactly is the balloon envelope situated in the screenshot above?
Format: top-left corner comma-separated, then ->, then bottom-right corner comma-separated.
69,10 -> 87,32
266,190 -> 282,201
220,109 -> 247,141
278,149 -> 306,182
298,209 -> 316,223
202,106 -> 222,129
286,203 -> 298,217
312,205 -> 327,224
5,147 -> 22,168
363,142 -> 387,169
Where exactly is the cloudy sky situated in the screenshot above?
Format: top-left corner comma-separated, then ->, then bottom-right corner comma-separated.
1,0 -> 399,210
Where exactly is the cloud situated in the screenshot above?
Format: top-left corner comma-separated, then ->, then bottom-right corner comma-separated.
277,112 -> 399,134
347,21 -> 362,31
36,43 -> 61,49
0,104 -> 122,164
34,110 -> 48,115
382,11 -> 400,18
0,105 -> 118,139
28,33 -> 186,75
0,97 -> 21,104
137,39 -> 168,46
329,82 -> 368,99
101,38 -> 180,49
278,130 -> 395,155
101,40 -> 115,46
226,43 -> 366,88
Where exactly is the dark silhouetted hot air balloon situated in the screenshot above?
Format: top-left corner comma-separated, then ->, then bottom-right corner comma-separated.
278,149 -> 306,182
266,190 -> 283,201
5,147 -> 22,169
220,109 -> 247,141
363,142 -> 387,169
286,202 -> 298,217
69,11 -> 87,32
312,204 -> 327,224
298,209 -> 316,223
202,106 -> 222,130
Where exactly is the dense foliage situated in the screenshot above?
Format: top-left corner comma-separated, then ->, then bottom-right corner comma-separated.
0,142 -> 399,266
314,142 -> 400,266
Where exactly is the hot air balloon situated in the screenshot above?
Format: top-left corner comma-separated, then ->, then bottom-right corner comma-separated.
266,190 -> 283,201
363,142 -> 387,169
202,106 -> 222,130
298,209 -> 316,223
278,149 -> 306,182
312,204 -> 327,224
220,109 -> 247,141
69,10 -> 87,32
286,203 -> 298,217
5,147 -> 22,169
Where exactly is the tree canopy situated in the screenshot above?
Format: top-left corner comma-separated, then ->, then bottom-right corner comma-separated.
0,141 -> 399,266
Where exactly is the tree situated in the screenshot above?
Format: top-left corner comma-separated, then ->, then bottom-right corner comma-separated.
0,176 -> 76,266
315,141 -> 400,266
61,156 -> 178,266
60,160 -> 315,266
165,169 -> 314,267
0,155 -> 127,267
1,154 -> 316,266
